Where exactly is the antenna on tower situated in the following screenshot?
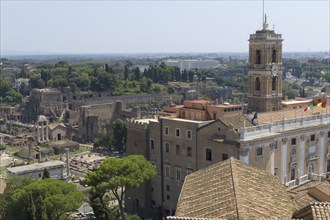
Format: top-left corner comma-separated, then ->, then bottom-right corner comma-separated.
262,0 -> 265,26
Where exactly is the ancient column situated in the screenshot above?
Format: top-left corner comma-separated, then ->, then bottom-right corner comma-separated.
46,120 -> 49,141
66,148 -> 70,177
269,142 -> 277,175
37,123 -> 40,142
41,121 -> 45,141
319,131 -> 325,174
299,135 -> 305,176
281,138 -> 288,184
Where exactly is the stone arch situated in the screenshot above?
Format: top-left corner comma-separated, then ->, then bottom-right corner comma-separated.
272,76 -> 277,91
272,49 -> 277,63
256,50 -> 261,64
255,77 -> 261,91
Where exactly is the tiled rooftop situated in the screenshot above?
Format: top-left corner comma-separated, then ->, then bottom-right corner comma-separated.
289,180 -> 330,210
175,158 -> 296,219
311,202 -> 330,220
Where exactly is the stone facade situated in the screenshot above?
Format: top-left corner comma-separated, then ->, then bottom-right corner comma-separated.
79,101 -> 140,143
6,160 -> 65,180
247,18 -> 283,113
125,117 -> 240,218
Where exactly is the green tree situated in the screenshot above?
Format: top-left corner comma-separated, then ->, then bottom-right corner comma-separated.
19,82 -> 29,96
134,67 -> 141,81
124,66 -> 129,80
42,168 -> 50,179
0,175 -> 33,219
6,178 -> 84,220
93,132 -> 112,152
0,78 -> 12,95
85,155 -> 156,220
3,89 -> 23,104
188,70 -> 194,82
111,119 -> 127,153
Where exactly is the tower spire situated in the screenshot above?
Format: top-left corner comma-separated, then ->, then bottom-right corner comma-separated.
262,0 -> 268,30
262,0 -> 265,25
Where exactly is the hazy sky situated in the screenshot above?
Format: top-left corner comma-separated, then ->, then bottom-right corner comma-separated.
1,0 -> 329,54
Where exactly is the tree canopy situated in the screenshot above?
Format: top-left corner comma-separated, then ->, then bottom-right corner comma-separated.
85,155 -> 156,220
93,118 -> 127,153
5,178 -> 84,220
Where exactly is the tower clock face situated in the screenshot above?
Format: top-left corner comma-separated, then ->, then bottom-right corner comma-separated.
271,64 -> 278,76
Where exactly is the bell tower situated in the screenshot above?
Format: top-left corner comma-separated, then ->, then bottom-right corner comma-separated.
247,15 -> 283,113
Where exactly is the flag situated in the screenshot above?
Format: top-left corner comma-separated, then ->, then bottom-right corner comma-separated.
304,104 -> 313,112
317,101 -> 326,109
252,112 -> 258,125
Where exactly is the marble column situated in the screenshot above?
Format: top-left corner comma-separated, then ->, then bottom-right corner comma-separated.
41,121 -> 45,141
46,120 -> 49,141
281,138 -> 288,184
299,135 -> 305,176
270,142 -> 277,175
319,131 -> 325,174
37,123 -> 40,142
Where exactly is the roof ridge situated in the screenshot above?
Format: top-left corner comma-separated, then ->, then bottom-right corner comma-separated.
229,157 -> 241,220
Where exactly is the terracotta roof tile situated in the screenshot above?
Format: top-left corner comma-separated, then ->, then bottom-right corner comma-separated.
311,202 -> 330,220
175,158 -> 296,219
289,181 -> 330,210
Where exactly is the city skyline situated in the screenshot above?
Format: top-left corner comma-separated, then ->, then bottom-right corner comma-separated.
1,0 -> 329,55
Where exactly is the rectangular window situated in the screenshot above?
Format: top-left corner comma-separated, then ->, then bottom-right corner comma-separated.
150,139 -> 155,150
175,167 -> 181,181
166,185 -> 170,191
256,147 -> 263,157
165,164 -> 170,177
175,128 -> 180,138
328,131 -> 330,138
206,149 -> 212,161
165,142 -> 170,153
187,147 -> 192,157
176,145 -> 180,155
291,138 -> 296,146
222,153 -> 229,161
166,195 -> 170,200
311,134 -> 315,142
164,126 -> 169,135
186,130 -> 192,139
290,168 -> 295,180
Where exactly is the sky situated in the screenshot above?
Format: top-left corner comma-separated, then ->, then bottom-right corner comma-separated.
1,0 -> 329,54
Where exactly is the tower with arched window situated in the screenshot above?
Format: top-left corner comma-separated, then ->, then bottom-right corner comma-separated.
247,15 -> 283,112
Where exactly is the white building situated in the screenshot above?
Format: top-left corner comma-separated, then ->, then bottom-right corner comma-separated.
6,160 -> 66,180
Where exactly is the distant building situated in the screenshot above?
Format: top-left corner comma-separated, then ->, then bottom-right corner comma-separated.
165,59 -> 220,71
6,160 -> 66,180
48,123 -> 67,141
13,78 -> 29,91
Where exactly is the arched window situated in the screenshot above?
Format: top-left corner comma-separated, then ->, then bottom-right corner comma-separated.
272,49 -> 277,63
272,77 -> 276,91
256,50 -> 261,64
255,77 -> 260,91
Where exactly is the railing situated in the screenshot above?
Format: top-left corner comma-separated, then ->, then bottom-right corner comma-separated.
286,173 -> 324,189
239,113 -> 330,140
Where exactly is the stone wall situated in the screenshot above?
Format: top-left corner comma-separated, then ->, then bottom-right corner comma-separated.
78,101 -> 141,143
